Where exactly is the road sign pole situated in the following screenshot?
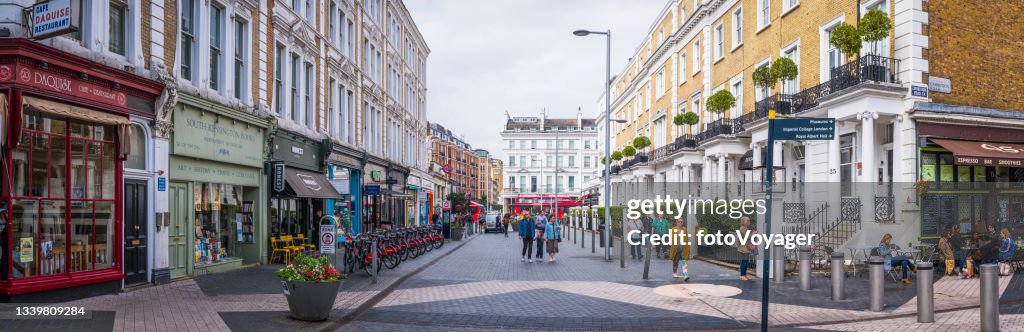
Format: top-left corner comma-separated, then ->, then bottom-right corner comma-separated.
760,110 -> 776,332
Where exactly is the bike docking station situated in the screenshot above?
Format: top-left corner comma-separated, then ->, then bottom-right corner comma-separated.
760,110 -> 836,332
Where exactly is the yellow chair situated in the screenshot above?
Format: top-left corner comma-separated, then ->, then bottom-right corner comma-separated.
280,235 -> 303,260
294,234 -> 316,252
270,236 -> 291,264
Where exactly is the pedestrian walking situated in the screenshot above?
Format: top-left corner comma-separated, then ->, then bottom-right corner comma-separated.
669,218 -> 690,281
519,211 -> 536,262
628,217 -> 644,259
535,211 -> 548,259
502,213 -> 510,237
653,214 -> 669,259
463,212 -> 475,237
545,217 -> 560,262
737,216 -> 754,281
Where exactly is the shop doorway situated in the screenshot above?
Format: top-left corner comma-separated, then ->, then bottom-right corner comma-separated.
168,182 -> 191,278
123,180 -> 149,285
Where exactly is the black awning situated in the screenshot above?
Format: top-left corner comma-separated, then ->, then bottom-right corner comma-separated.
284,168 -> 343,199
739,150 -> 755,170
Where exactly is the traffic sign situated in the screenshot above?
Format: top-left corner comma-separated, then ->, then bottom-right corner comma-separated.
442,201 -> 451,210
320,225 -> 336,254
441,164 -> 453,174
771,118 -> 835,140
364,185 -> 381,195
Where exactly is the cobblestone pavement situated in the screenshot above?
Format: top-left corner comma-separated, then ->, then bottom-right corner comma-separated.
1,229 -> 1021,331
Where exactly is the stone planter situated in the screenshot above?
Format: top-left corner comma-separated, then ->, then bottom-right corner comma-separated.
451,227 -> 465,241
283,280 -> 343,321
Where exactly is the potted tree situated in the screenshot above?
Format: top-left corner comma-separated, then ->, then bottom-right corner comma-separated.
632,136 -> 651,162
706,90 -> 736,121
860,8 -> 892,81
753,64 -> 776,115
770,57 -> 798,113
611,150 -> 623,164
827,22 -> 863,89
622,145 -> 636,159
277,253 -> 345,321
675,111 -> 699,137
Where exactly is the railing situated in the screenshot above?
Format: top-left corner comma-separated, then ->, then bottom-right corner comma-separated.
674,134 -> 697,149
695,118 -> 733,143
753,93 -> 797,117
650,142 -> 678,162
610,165 -> 621,174
621,153 -> 649,169
874,196 -> 895,223
784,202 -> 829,236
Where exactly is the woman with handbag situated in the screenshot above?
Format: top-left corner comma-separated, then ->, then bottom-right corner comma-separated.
737,217 -> 754,281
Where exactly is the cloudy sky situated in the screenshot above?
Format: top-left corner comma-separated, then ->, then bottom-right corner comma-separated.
405,0 -> 669,159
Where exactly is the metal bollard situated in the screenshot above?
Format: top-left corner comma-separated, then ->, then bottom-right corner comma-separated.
773,246 -> 785,282
591,227 -> 595,253
831,252 -> 845,300
917,261 -> 934,323
980,264 -> 999,332
799,247 -> 812,291
869,256 -> 884,311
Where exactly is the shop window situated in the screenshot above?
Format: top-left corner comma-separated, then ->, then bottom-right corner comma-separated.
939,154 -> 955,182
7,110 -> 118,279
195,183 -> 253,266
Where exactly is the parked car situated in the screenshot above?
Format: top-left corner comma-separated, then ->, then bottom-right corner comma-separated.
483,212 -> 502,233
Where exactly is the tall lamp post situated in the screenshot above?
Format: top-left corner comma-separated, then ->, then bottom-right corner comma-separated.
573,29 -> 612,260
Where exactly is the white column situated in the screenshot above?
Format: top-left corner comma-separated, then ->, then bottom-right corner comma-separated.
702,156 -> 712,196
828,127 -> 841,183
860,111 -> 878,183
717,154 -> 727,197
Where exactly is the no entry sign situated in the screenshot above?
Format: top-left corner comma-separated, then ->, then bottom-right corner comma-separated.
320,225 -> 336,254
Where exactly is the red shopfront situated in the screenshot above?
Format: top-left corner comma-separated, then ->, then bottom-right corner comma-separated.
0,39 -> 162,301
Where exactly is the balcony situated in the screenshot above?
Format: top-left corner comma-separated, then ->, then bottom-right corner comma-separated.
650,142 -> 677,162
621,153 -> 649,169
674,134 -> 697,149
695,118 -> 733,144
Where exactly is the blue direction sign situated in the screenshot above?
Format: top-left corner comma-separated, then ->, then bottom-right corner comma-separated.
771,118 -> 835,140
364,185 -> 381,195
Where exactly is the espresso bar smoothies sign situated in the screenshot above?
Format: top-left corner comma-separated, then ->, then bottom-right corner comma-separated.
173,105 -> 264,168
28,0 -> 80,40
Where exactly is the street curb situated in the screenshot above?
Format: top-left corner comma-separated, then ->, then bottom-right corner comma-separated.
775,297 -> 1024,329
320,233 -> 481,331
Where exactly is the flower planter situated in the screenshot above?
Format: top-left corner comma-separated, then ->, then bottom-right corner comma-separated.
451,228 -> 465,241
283,279 -> 343,321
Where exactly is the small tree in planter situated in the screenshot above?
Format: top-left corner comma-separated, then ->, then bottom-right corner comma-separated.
276,253 -> 345,321
632,136 -> 651,160
622,145 -> 636,158
706,90 -> 737,122
828,23 -> 863,87
753,64 -> 776,112
860,8 -> 893,81
675,111 -> 700,136
770,57 -> 798,112
611,150 -> 623,163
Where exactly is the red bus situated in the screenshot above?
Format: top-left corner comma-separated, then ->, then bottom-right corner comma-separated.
509,195 -> 582,218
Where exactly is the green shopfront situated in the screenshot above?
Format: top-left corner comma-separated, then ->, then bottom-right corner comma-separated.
168,95 -> 268,277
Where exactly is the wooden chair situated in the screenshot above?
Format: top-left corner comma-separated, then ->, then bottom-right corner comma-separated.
269,236 -> 291,264
294,233 -> 316,251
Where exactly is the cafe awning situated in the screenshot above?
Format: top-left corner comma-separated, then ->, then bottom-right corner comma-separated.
930,138 -> 1024,167
284,168 -> 343,199
739,150 -> 755,170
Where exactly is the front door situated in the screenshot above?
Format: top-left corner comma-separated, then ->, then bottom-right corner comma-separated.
124,180 -> 149,285
168,182 -> 191,278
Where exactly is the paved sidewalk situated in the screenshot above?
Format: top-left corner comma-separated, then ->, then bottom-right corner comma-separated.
0,231 -> 482,332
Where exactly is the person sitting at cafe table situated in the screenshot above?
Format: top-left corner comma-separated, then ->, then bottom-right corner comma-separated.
879,233 -> 916,284
968,235 -> 1001,279
950,224 -> 966,272
939,231 -> 957,275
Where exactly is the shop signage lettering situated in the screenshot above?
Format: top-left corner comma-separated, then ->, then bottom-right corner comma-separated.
173,107 -> 264,168
320,225 -> 336,254
170,156 -> 260,187
911,85 -> 928,98
297,173 -> 322,191
29,0 -> 80,40
771,118 -> 835,140
955,156 -> 1023,167
0,64 -> 126,107
157,177 -> 166,191
291,146 -> 304,155
928,76 -> 951,93
273,163 -> 285,192
981,143 -> 1021,154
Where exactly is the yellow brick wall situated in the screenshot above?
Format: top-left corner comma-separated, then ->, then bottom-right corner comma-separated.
141,0 -> 151,69
252,8 -> 260,105
927,0 -> 1024,112
163,0 -> 177,69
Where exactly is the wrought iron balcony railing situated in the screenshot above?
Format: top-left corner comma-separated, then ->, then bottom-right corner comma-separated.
695,118 -> 733,144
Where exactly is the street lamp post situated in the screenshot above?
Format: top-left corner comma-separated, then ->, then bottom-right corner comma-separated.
573,29 -> 612,261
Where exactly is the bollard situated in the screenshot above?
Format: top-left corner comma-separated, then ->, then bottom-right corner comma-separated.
980,264 -> 999,332
591,226 -> 595,253
917,261 -> 934,323
799,247 -> 812,291
773,246 -> 785,283
869,256 -> 884,311
831,252 -> 845,300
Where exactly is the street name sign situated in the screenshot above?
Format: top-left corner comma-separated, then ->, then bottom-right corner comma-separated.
771,118 -> 835,140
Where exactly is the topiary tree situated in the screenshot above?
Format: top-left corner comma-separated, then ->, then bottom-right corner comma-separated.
611,150 -> 623,162
675,111 -> 699,135
706,90 -> 736,120
632,136 -> 651,155
753,64 -> 775,101
828,23 -> 862,63
622,145 -> 636,157
860,8 -> 892,56
771,57 -> 799,96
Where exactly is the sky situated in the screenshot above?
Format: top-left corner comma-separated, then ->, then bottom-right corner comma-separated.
405,0 -> 670,159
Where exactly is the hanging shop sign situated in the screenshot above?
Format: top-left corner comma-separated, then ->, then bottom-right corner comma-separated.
273,163 -> 286,192
173,105 -> 264,167
28,0 -> 80,40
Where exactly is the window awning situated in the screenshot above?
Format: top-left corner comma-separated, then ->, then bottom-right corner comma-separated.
739,150 -> 755,170
284,168 -> 344,199
930,138 -> 1024,167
